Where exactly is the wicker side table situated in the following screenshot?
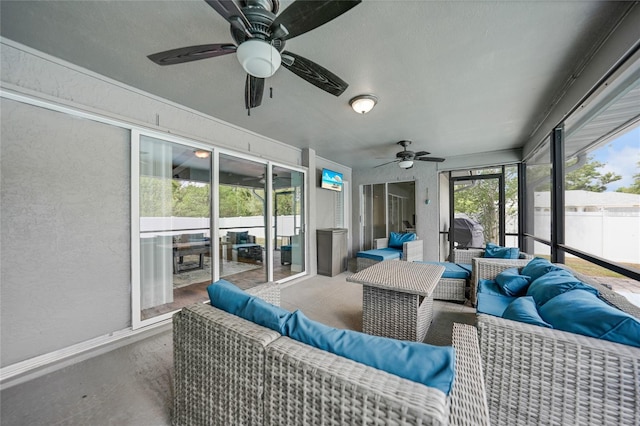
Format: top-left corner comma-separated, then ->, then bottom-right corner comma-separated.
347,261 -> 445,341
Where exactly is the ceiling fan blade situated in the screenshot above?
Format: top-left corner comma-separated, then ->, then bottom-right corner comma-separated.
416,157 -> 446,163
414,151 -> 431,157
281,51 -> 348,96
271,0 -> 361,40
148,44 -> 236,65
245,75 -> 265,109
204,0 -> 251,29
374,160 -> 399,168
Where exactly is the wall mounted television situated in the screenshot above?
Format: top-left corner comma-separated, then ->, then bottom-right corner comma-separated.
321,168 -> 343,192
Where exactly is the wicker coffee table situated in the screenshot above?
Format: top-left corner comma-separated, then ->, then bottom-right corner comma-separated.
347,261 -> 445,341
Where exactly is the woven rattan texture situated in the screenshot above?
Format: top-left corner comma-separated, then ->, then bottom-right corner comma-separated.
173,304 -> 281,426
450,324 -> 491,426
348,261 -> 445,296
478,313 -> 640,425
356,256 -> 383,272
362,286 -> 433,341
264,336 -> 449,425
433,277 -> 467,302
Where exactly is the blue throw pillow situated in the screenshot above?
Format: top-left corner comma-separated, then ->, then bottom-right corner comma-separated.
484,242 -> 520,259
526,269 -> 598,306
539,290 -> 640,348
495,267 -> 532,296
502,296 -> 552,328
283,310 -> 455,395
520,257 -> 563,282
388,232 -> 417,249
207,280 -> 291,334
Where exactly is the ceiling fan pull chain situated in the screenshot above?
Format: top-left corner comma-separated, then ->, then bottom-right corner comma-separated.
247,106 -> 251,116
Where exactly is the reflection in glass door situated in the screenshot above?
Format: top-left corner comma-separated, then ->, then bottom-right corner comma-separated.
138,135 -> 212,322
272,165 -> 305,281
360,183 -> 387,250
218,154 -> 267,288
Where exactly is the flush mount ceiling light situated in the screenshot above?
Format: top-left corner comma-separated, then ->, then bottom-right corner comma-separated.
194,150 -> 210,159
398,160 -> 414,169
236,39 -> 282,78
349,94 -> 378,114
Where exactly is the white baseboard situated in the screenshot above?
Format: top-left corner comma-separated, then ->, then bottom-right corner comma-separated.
0,320 -> 172,390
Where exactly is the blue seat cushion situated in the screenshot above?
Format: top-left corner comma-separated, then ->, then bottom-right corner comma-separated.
416,261 -> 470,279
283,310 -> 455,395
526,269 -> 598,306
207,280 -> 291,334
539,290 -> 640,348
502,296 -> 552,328
484,242 -> 520,259
477,279 -> 517,317
495,267 -> 532,296
356,248 -> 402,261
457,263 -> 473,274
389,232 -> 417,249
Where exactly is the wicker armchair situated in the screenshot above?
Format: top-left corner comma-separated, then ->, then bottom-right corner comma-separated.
474,261 -> 640,426
356,237 -> 424,272
452,249 -> 533,305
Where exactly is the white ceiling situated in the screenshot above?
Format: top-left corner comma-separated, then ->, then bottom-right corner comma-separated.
0,1 -> 633,169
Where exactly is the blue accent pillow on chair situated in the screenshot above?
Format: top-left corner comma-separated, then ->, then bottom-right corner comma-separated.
283,310 -> 455,395
526,269 -> 598,306
520,257 -> 563,282
388,232 -> 416,249
495,267 -> 532,296
484,242 -> 520,259
539,290 -> 640,348
207,280 -> 291,334
502,296 -> 552,328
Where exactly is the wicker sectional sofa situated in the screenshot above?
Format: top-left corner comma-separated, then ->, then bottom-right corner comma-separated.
173,283 -> 491,425
474,260 -> 640,426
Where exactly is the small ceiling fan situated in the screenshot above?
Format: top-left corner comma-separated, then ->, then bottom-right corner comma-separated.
147,0 -> 361,112
375,140 -> 445,169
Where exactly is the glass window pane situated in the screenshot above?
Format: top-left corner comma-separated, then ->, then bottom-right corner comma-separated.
139,136 -> 211,321
562,72 -> 640,302
272,166 -> 305,281
525,137 -> 552,246
218,154 -> 267,287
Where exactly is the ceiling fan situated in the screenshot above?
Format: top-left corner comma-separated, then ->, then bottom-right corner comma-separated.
147,0 -> 361,112
375,140 -> 445,169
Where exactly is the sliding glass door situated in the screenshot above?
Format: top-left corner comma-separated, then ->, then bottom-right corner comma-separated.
137,135 -> 212,322
218,154 -> 267,288
272,165 -> 305,281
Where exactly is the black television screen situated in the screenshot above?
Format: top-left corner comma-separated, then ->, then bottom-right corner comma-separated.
321,168 -> 343,192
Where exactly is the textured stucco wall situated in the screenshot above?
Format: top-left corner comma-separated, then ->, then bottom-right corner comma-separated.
0,42 -> 313,366
1,99 -> 131,366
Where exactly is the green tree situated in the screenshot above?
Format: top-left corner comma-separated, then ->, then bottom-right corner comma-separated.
616,160 -> 640,194
565,156 -> 621,192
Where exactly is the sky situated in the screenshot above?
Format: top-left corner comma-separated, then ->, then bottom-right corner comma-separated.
591,126 -> 640,191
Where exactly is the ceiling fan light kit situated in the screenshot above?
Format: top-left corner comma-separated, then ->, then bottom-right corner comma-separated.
147,0 -> 361,110
350,94 -> 378,114
236,39 -> 281,78
374,140 -> 446,168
